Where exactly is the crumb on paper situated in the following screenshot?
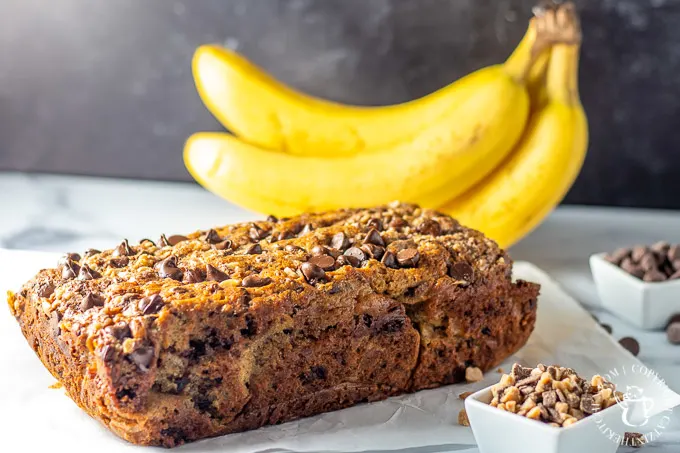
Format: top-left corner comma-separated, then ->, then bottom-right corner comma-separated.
497,367 -> 504,374
458,408 -> 470,426
49,382 -> 63,389
458,391 -> 474,400
465,366 -> 484,383
623,432 -> 646,448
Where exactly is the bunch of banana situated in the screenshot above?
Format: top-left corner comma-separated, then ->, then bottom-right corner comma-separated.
184,2 -> 587,249
442,4 -> 587,247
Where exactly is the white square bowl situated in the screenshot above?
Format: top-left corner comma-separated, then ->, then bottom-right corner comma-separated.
465,385 -> 626,453
590,253 -> 680,330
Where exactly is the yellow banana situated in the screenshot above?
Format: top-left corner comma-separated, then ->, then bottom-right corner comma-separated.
192,21 -> 542,156
184,66 -> 527,217
440,5 -> 587,249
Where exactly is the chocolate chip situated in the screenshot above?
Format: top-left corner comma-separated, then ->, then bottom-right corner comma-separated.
158,234 -> 171,247
129,345 -> 155,372
203,229 -> 222,244
631,246 -> 648,263
214,239 -> 232,250
301,262 -> 327,284
100,345 -> 116,362
83,249 -> 100,258
396,248 -> 420,268
643,269 -> 666,282
249,224 -> 270,241
619,337 -> 640,356
278,229 -> 297,242
59,253 -> 81,265
331,232 -> 349,250
364,228 -> 385,247
336,255 -> 361,268
450,262 -> 474,282
311,365 -> 327,380
284,244 -> 304,253
110,257 -> 129,268
300,223 -> 314,235
77,265 -> 101,281
669,245 -> 680,262
417,219 -> 441,236
139,238 -> 156,246
206,264 -> 229,282
670,270 -> 680,280
309,254 -> 335,271
105,323 -> 132,340
389,217 -> 407,229
113,239 -> 134,257
600,323 -> 613,334
311,245 -> 329,256
651,241 -> 670,254
620,258 -> 644,279
344,247 -> 366,262
360,244 -> 385,261
139,294 -> 164,315
164,234 -> 189,247
182,269 -> 204,284
61,261 -> 79,279
367,218 -> 383,231
266,215 -> 278,223
49,311 -> 62,337
639,254 -> 658,272
605,247 -> 631,265
157,257 -> 183,281
245,243 -> 262,255
667,314 -> 680,327
667,322 -> 680,345
241,274 -> 272,287
80,292 -> 105,311
37,282 -> 55,298
381,251 -> 399,269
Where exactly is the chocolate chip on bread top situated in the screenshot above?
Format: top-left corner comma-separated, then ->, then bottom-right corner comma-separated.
8,202 -> 540,447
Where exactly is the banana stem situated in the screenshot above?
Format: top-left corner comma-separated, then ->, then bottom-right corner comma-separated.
503,20 -> 546,84
546,44 -> 580,105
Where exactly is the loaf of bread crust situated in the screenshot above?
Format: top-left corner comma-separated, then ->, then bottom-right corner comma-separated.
8,203 -> 539,447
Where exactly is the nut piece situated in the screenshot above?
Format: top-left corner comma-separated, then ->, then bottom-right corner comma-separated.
458,391 -> 473,400
465,366 -> 484,383
457,409 -> 470,427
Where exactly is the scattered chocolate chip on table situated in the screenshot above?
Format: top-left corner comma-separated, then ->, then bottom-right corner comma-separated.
618,337 -> 641,356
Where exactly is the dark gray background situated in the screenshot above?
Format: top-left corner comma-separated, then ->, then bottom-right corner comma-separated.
0,0 -> 678,208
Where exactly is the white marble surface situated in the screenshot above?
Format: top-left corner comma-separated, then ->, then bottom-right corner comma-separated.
1,171 -> 680,452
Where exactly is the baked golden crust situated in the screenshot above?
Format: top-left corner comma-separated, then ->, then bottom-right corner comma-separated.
10,202 -> 539,447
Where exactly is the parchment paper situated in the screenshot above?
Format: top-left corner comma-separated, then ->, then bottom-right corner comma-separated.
1,249 -> 678,452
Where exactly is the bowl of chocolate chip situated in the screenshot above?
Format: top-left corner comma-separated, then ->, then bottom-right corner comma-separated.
590,242 -> 680,330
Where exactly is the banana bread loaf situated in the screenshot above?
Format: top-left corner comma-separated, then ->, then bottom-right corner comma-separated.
8,202 -> 539,447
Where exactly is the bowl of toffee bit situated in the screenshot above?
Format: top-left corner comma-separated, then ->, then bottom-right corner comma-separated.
591,242 -> 680,330
464,363 -> 626,453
